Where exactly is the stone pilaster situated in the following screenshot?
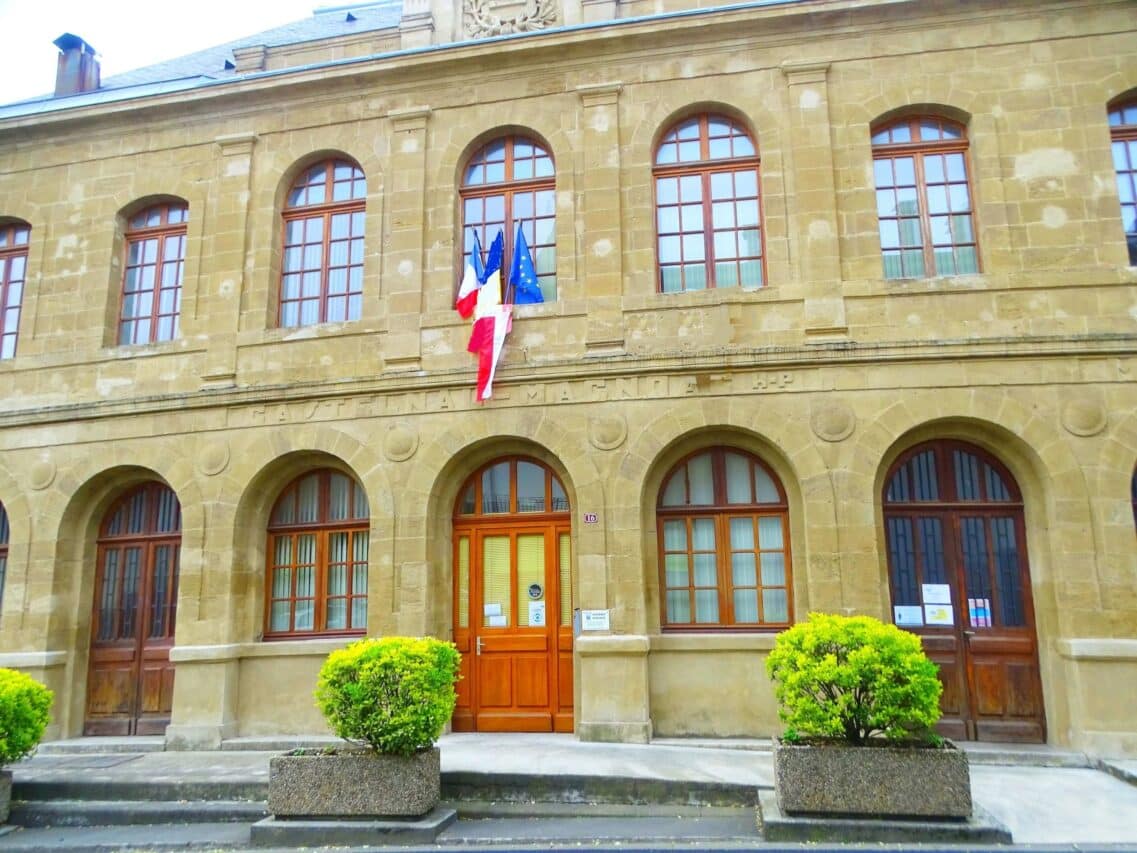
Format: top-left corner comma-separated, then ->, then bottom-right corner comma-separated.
780,61 -> 847,339
382,107 -> 432,370
200,132 -> 256,389
576,83 -> 625,354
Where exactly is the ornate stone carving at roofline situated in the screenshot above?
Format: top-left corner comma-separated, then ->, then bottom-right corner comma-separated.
464,0 -> 558,38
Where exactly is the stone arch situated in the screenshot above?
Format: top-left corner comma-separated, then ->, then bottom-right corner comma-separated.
434,116 -> 576,312
850,389 -> 1091,743
0,462 -> 31,641
626,398 -> 837,631
226,426 -> 393,643
46,449 -> 203,737
1090,406 -> 1137,599
403,411 -> 599,639
869,102 -> 974,133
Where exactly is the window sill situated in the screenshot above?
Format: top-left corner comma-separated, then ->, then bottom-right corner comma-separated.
650,633 -> 779,652
170,636 -> 360,663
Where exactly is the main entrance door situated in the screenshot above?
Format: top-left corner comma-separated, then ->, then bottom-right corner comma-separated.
452,457 -> 573,732
85,483 -> 181,736
883,441 -> 1045,742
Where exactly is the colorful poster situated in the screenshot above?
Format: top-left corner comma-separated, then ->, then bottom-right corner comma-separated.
968,598 -> 992,628
924,604 -> 954,626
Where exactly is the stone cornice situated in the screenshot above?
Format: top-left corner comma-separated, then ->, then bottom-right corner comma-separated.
0,333 -> 1133,432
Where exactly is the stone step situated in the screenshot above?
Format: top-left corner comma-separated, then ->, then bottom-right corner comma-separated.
10,799 -> 267,828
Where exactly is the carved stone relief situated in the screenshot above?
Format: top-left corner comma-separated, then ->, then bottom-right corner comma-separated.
464,0 -> 557,38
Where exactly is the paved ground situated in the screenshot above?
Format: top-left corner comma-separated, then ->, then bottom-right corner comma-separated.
0,734 -> 1134,851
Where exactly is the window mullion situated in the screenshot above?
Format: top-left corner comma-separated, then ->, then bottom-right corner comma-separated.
716,514 -> 732,624
320,211 -> 332,324
914,153 -> 937,274
702,170 -> 715,287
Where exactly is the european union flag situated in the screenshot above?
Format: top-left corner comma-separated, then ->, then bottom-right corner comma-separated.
509,224 -> 544,304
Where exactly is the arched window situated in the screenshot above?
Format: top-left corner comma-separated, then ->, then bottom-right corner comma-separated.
460,136 -> 556,302
0,220 -> 30,359
265,469 -> 369,638
0,501 -> 8,615
1109,99 -> 1137,265
656,448 -> 791,629
653,114 -> 763,293
280,159 -> 366,327
119,203 -> 187,345
872,116 -> 978,279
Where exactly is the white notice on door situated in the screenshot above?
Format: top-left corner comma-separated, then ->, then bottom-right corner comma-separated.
922,583 -> 952,605
529,601 -> 546,627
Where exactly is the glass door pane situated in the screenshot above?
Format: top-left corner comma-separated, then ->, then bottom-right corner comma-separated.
482,535 -> 511,627
517,534 -> 544,626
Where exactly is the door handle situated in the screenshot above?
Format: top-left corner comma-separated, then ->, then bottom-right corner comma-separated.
962,630 -> 976,638
476,637 -> 485,656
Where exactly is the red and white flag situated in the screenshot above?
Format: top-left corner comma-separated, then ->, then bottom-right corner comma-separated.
467,305 -> 513,402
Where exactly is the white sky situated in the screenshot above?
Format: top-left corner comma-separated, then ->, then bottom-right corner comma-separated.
0,0 -> 318,104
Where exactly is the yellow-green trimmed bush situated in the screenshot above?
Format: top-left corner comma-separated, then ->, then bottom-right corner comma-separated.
766,613 -> 942,745
315,637 -> 460,757
0,669 -> 53,765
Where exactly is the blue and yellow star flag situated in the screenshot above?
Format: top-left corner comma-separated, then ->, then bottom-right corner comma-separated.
509,224 -> 544,304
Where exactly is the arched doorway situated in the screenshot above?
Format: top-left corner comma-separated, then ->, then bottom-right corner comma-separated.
882,441 -> 1045,742
85,482 -> 181,735
452,457 -> 572,732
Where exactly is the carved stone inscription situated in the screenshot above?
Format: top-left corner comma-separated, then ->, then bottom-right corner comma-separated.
224,371 -> 796,427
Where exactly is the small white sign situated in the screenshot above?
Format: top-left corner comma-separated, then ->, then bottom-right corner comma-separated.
487,614 -> 507,628
922,584 -> 952,605
580,609 -> 610,631
924,604 -> 954,626
893,605 -> 924,627
483,603 -> 502,617
584,512 -> 598,524
529,601 -> 546,627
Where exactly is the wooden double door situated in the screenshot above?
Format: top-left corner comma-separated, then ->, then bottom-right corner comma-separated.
883,441 -> 1046,743
84,483 -> 181,736
452,457 -> 573,732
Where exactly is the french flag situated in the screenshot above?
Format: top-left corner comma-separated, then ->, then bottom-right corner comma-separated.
468,231 -> 508,402
454,231 -> 485,319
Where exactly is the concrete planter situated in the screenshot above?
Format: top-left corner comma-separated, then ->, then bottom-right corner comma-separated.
268,747 -> 440,819
0,770 -> 9,823
773,738 -> 972,819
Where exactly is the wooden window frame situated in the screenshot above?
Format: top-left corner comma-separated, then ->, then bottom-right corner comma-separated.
871,116 -> 980,280
94,483 -> 182,645
1109,98 -> 1137,266
1131,467 -> 1137,530
119,204 -> 187,346
279,158 -> 367,328
656,448 -> 792,632
459,136 -> 556,303
652,114 -> 765,294
883,440 -> 1033,632
264,469 -> 369,639
0,221 -> 30,359
454,456 -> 570,522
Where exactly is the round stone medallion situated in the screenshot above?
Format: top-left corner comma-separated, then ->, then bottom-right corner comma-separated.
197,441 -> 231,476
28,459 -> 57,490
589,415 -> 627,451
810,401 -> 856,443
384,425 -> 419,461
1061,397 -> 1107,437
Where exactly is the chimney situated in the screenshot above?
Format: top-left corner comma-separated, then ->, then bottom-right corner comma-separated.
53,33 -> 100,97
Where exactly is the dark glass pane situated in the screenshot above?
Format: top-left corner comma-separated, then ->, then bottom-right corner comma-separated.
517,462 -> 545,512
0,503 -> 8,544
887,466 -> 910,502
887,517 -> 919,606
121,547 -> 141,639
985,464 -> 1011,502
954,450 -> 981,501
960,517 -> 992,603
992,517 -> 1024,627
917,517 -> 947,584
482,463 -> 510,514
149,545 -> 170,638
99,550 -> 120,641
551,477 -> 568,511
459,484 -> 476,515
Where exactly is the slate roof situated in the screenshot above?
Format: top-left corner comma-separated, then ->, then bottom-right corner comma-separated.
0,0 -> 403,113
102,0 -> 404,90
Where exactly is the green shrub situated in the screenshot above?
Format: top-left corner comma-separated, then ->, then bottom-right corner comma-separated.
315,637 -> 460,757
0,669 -> 53,765
765,612 -> 942,745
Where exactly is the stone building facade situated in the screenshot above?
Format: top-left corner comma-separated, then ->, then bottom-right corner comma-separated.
0,0 -> 1135,754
